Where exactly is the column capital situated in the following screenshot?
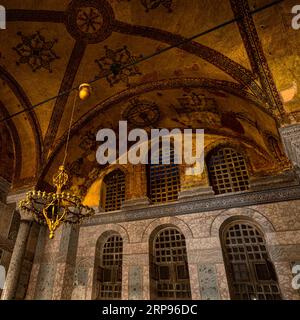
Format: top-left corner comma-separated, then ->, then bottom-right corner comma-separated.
18,209 -> 34,222
6,188 -> 33,205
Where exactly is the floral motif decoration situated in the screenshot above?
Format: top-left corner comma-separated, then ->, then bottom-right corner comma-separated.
13,31 -> 59,72
141,0 -> 173,12
95,45 -> 142,86
123,98 -> 160,127
76,6 -> 103,34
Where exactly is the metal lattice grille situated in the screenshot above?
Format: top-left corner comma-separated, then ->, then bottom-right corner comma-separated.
97,235 -> 123,300
207,147 -> 249,195
104,170 -> 125,212
223,222 -> 281,300
148,147 -> 180,204
151,228 -> 191,300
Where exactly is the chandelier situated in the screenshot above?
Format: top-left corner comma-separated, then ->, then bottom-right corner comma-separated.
19,84 -> 95,239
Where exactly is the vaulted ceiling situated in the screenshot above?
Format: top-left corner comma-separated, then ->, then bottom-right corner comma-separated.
0,0 -> 298,191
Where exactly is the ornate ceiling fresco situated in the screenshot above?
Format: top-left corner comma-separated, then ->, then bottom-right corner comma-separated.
0,0 -> 298,192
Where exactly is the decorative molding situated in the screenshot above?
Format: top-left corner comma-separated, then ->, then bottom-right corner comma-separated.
178,186 -> 215,202
7,10 -> 66,23
230,0 -> 286,119
82,185 -> 300,227
43,40 -> 87,159
113,20 -> 266,102
121,197 -> 150,210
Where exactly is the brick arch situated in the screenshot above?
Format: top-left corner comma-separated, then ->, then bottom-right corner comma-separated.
141,216 -> 193,243
210,207 -> 275,237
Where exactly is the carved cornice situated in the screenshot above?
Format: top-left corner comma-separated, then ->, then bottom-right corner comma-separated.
82,185 -> 300,227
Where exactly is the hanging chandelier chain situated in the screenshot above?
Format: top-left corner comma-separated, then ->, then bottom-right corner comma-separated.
63,91 -> 78,167
0,0 -> 283,124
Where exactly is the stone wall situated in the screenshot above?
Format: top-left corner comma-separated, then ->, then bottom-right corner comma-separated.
26,198 -> 300,300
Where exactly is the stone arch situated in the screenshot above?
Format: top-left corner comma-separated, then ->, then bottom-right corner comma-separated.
95,225 -> 130,245
210,207 -> 275,237
142,216 -> 193,243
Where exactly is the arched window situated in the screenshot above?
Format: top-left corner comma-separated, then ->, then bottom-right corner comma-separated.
102,169 -> 125,212
95,234 -> 123,300
147,145 -> 180,204
207,147 -> 249,195
221,220 -> 281,300
150,227 -> 191,300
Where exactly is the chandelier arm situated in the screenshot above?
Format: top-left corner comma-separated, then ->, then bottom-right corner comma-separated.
57,208 -> 68,224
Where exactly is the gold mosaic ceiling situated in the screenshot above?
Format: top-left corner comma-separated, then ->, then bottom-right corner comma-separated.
0,0 -> 298,189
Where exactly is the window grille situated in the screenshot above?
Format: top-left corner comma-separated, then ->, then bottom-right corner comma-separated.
150,227 -> 191,300
97,235 -> 123,300
148,146 -> 180,204
103,169 -> 125,212
207,147 -> 249,195
222,221 -> 281,300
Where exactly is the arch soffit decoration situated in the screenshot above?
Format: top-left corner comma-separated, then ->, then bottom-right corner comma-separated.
39,77 -> 276,185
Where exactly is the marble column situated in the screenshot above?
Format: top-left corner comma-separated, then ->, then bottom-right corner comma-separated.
1,212 -> 32,300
